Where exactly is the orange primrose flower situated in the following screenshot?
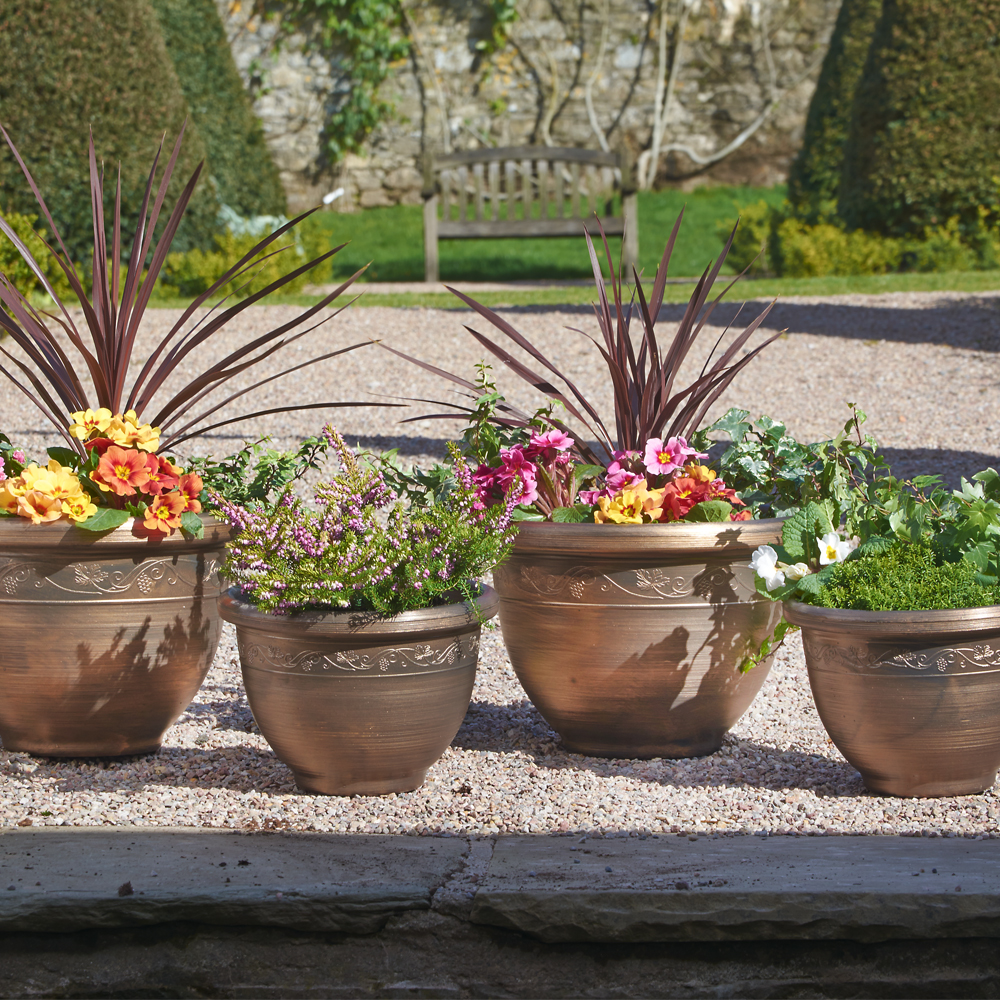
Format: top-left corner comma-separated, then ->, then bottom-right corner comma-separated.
16,490 -> 64,524
142,454 -> 181,496
93,446 -> 150,496
176,472 -> 203,513
142,492 -> 186,534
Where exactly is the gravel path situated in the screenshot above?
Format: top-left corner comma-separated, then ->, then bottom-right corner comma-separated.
1,291 -> 999,837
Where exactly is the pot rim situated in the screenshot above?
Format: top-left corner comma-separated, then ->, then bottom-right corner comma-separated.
784,599 -> 1000,637
0,512 -> 229,553
511,517 -> 784,556
218,583 -> 499,636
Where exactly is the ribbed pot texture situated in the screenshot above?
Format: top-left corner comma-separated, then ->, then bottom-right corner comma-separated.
492,519 -> 784,759
0,516 -> 230,757
218,586 -> 498,795
785,600 -> 1000,797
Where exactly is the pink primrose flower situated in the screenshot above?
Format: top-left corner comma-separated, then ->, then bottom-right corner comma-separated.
642,436 -> 707,476
496,447 -> 539,505
524,429 -> 574,462
12,451 -> 25,465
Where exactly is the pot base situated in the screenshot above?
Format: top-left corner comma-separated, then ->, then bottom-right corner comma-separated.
290,767 -> 430,797
561,735 -> 725,760
858,769 -> 998,799
5,740 -> 162,759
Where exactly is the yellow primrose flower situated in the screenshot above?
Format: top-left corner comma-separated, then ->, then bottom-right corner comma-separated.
0,481 -> 19,513
62,493 -> 98,523
594,480 -> 665,524
20,461 -> 84,502
16,490 -> 64,524
68,407 -> 113,440
683,462 -> 718,484
128,421 -> 160,453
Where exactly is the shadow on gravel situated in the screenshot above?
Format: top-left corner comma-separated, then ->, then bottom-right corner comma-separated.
880,448 -> 1000,486
488,295 -> 1000,351
451,701 -> 865,797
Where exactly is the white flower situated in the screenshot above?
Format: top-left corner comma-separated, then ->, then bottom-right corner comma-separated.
750,545 -> 786,591
818,531 -> 854,565
782,562 -> 811,581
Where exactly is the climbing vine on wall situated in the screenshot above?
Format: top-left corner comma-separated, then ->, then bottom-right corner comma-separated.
262,0 -> 410,159
476,0 -> 519,55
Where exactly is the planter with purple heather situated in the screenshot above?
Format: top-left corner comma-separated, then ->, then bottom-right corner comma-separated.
214,427 -> 517,795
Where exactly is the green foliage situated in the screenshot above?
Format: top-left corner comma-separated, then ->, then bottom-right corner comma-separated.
149,0 -> 286,219
159,215 -> 332,298
188,434 -> 330,506
0,212 -> 71,305
0,0 -> 218,263
787,0 -> 883,218
266,0 -> 410,161
708,405 -> 879,520
721,199 -> 1000,278
815,541 -> 999,611
838,0 -> 1000,241
739,618 -> 797,674
476,0 -> 519,55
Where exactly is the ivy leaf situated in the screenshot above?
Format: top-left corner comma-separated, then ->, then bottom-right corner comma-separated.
709,407 -> 751,442
180,511 -> 204,538
74,508 -> 131,533
739,618 -> 799,674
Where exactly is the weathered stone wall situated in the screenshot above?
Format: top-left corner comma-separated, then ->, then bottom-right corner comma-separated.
217,0 -> 840,215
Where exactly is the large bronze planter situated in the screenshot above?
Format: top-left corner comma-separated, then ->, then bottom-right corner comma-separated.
219,586 -> 498,795
0,516 -> 229,757
785,600 -> 1000,797
492,520 -> 783,759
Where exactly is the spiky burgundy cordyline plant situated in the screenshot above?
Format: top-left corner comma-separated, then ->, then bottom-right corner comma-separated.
381,212 -> 779,466
0,124 -> 383,455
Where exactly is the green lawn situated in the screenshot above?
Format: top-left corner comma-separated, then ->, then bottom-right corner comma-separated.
150,268 -> 1000,312
316,184 -> 787,283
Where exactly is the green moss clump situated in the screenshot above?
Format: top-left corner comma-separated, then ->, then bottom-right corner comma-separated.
816,542 -> 999,612
149,0 -> 286,219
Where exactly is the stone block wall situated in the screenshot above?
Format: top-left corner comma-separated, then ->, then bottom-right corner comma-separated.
217,0 -> 840,215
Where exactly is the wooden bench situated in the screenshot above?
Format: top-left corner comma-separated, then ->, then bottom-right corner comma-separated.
421,146 -> 638,283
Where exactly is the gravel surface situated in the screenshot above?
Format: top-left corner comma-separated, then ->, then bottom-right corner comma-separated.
1,291 -> 999,837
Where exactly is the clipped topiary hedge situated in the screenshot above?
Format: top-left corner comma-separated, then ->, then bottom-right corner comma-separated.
150,0 -> 286,219
838,0 -> 1000,239
0,0 -> 218,264
786,0 -> 882,219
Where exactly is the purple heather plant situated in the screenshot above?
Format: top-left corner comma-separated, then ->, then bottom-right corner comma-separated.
214,425 -> 520,615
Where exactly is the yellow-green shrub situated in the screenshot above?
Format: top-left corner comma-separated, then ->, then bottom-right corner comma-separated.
0,212 -> 72,306
775,218 -> 903,277
723,200 -> 776,275
160,218 -> 333,299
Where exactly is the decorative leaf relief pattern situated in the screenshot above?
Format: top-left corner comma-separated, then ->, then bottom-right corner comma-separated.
0,556 -> 222,596
811,640 -> 1000,674
244,634 -> 481,675
512,563 -> 737,602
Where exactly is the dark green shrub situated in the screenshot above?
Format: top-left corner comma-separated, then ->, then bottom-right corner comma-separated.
0,0 -> 218,263
817,541 -> 999,611
150,0 -> 286,218
787,0 -> 882,220
838,0 -> 1000,240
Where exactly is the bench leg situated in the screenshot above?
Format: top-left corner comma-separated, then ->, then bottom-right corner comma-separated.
622,192 -> 639,277
423,194 -> 439,284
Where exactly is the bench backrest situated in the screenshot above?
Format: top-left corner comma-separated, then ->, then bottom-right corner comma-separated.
421,146 -> 637,281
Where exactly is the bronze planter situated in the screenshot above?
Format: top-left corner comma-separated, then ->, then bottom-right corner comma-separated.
0,516 -> 229,757
492,520 -> 783,759
785,600 -> 1000,797
218,586 -> 498,795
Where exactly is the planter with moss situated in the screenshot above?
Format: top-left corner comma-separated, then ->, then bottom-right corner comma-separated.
785,600 -> 1000,797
